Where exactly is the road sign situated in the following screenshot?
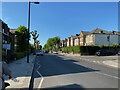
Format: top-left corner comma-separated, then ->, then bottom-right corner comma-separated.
3,44 -> 11,50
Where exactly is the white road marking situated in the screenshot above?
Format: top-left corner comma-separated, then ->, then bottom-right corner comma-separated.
36,63 -> 44,90
96,72 -> 120,79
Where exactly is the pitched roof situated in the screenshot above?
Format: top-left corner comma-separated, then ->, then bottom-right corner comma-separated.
81,31 -> 90,35
91,28 -> 109,34
91,28 -> 120,35
10,29 -> 16,34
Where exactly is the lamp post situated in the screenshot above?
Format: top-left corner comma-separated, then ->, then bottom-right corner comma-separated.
27,1 -> 39,63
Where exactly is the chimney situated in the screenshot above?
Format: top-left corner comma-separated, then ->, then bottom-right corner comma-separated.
76,34 -> 79,36
112,31 -> 116,34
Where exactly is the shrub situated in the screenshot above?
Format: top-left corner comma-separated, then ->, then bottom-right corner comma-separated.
61,45 -> 100,55
2,50 -> 6,61
2,50 -> 5,57
15,52 -> 25,60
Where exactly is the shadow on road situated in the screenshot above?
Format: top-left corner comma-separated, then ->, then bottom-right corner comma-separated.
29,54 -> 100,89
37,54 -> 99,77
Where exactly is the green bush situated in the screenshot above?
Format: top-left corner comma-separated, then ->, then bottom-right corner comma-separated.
2,50 -> 6,61
61,45 -> 100,55
2,50 -> 5,57
61,45 -> 120,55
15,52 -> 25,60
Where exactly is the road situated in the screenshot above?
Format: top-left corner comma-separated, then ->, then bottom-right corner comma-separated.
29,53 -> 119,90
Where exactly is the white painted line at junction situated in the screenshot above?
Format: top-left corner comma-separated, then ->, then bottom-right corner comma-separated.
36,71 -> 44,90
96,72 -> 120,79
36,63 -> 44,90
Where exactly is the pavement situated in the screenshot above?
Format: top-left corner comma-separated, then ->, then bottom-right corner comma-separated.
59,53 -> 119,68
4,54 -> 36,89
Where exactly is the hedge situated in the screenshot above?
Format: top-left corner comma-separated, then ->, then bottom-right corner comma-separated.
61,45 -> 99,55
2,50 -> 6,61
15,51 -> 27,60
61,45 -> 120,55
2,50 -> 5,57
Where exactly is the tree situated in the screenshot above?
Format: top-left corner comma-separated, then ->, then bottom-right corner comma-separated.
43,44 -> 49,50
15,25 -> 29,52
39,45 -> 42,50
43,37 -> 60,51
31,30 -> 39,49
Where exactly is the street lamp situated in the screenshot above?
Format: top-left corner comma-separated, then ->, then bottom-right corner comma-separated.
27,1 -> 39,63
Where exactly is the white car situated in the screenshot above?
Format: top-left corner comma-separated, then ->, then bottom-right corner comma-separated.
36,50 -> 44,56
52,51 -> 58,54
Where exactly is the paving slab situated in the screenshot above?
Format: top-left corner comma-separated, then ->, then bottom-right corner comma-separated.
4,54 -> 36,89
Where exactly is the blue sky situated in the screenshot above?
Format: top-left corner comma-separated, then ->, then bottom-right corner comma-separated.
2,2 -> 118,47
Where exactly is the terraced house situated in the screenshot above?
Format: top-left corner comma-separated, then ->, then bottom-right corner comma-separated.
60,28 -> 120,47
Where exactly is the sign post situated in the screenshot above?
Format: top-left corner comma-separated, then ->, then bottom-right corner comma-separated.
3,44 -> 11,61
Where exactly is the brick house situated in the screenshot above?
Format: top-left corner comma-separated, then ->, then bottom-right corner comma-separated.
74,34 -> 80,46
60,28 -> 120,47
86,28 -> 120,46
0,19 -> 10,44
60,38 -> 67,47
79,31 -> 90,45
67,37 -> 71,47
64,38 -> 67,47
10,29 -> 17,52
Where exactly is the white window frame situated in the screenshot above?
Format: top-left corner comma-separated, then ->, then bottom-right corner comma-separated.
71,39 -> 73,45
80,37 -> 83,43
89,35 -> 92,42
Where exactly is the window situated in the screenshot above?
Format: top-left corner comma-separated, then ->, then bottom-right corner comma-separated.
86,37 -> 88,43
3,35 -> 4,40
89,36 -> 92,42
7,32 -> 9,35
80,37 -> 83,43
75,39 -> 78,45
2,29 -> 4,33
71,40 -> 73,45
67,41 -> 69,46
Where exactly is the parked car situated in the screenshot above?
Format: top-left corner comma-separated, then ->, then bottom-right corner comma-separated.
96,50 -> 114,56
52,51 -> 58,54
118,51 -> 120,55
49,51 -> 53,53
44,50 -> 49,53
33,52 -> 36,55
36,50 -> 44,56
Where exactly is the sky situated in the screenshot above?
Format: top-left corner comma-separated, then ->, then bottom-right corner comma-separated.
1,2 -> 118,47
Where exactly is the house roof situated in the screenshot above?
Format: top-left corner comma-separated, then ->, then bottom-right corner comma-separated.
81,31 -> 90,35
115,32 -> 120,35
91,28 -> 109,34
10,29 -> 16,34
91,28 -> 120,35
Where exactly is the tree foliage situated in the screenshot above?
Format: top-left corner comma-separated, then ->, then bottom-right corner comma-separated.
43,37 -> 60,50
15,25 -> 29,52
39,45 -> 42,50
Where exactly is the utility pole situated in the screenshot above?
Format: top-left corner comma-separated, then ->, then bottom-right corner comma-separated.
27,2 -> 39,63
27,1 -> 30,63
0,20 -> 2,62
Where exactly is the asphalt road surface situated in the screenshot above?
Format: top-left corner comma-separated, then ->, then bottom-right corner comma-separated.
29,53 -> 119,90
